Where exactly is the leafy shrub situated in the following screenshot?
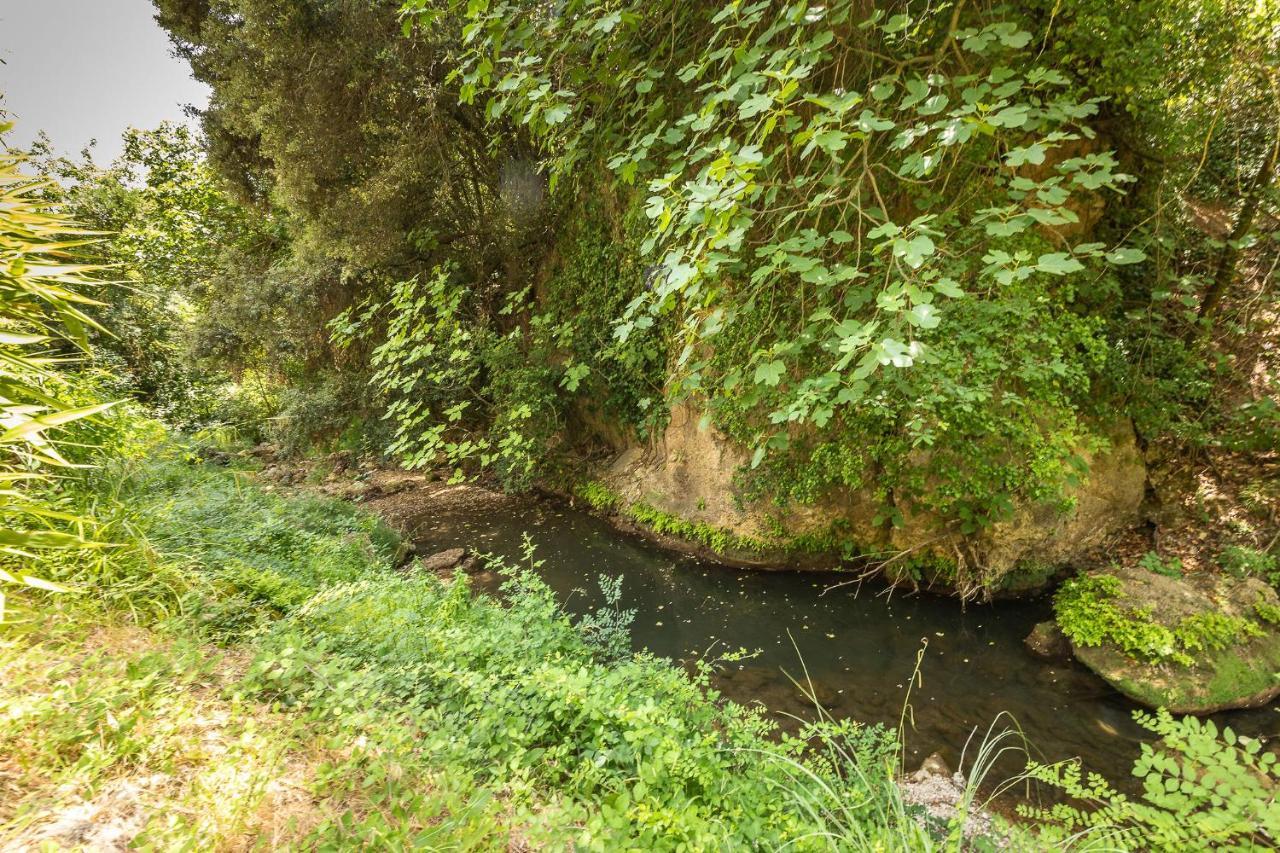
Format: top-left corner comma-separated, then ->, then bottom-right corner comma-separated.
1139,552 -> 1184,579
402,0 -> 1151,548
0,129 -> 118,619
55,450 -> 972,849
1023,710 -> 1280,850
1219,545 -> 1279,585
575,572 -> 637,663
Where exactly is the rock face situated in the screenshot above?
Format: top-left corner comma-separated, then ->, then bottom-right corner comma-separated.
1068,566 -> 1280,714
600,403 -> 1147,591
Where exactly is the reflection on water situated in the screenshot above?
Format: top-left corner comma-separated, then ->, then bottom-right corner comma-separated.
403,487 -> 1280,784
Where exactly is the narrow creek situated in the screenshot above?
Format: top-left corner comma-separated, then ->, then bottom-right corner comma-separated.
399,484 -> 1280,788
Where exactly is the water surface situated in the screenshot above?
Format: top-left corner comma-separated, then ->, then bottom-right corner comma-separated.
402,486 -> 1280,785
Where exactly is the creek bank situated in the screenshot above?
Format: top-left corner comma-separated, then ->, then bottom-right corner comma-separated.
237,443 -> 1280,795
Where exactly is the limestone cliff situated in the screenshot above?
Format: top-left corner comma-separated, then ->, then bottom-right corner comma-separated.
597,403 -> 1148,594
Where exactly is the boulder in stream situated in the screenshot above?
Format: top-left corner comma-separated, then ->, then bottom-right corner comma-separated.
1062,565 -> 1280,714
1024,620 -> 1072,662
415,547 -> 481,576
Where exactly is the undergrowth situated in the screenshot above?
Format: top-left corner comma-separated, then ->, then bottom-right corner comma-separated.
8,440 -> 982,849
6,432 -> 1276,849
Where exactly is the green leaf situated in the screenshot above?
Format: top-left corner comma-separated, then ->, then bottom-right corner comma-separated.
1035,253 -> 1085,276
896,234 -> 935,269
738,93 -> 773,119
1006,143 -> 1047,167
856,110 -> 895,133
933,278 -> 965,298
543,103 -> 572,125
812,129 -> 849,154
753,360 -> 786,387
0,401 -> 118,444
1105,247 -> 1147,265
907,303 -> 940,329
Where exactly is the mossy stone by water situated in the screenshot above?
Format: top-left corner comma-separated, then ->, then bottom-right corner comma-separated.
1062,566 -> 1280,714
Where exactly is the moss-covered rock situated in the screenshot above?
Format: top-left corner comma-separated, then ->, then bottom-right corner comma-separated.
597,403 -> 1146,594
1025,620 -> 1073,662
1060,565 -> 1280,714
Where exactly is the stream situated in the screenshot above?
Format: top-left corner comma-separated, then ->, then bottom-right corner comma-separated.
400,484 -> 1280,788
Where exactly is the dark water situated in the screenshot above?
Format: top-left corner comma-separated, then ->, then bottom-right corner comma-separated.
403,485 -> 1280,786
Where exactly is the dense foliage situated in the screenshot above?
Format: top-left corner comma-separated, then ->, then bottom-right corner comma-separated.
3,427 -> 1273,848
23,441 -> 957,848
33,124 -> 283,427
137,0 -> 1278,590
2,0 -> 1278,835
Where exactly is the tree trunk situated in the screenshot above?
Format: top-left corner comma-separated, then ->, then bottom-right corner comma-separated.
1193,120 -> 1280,331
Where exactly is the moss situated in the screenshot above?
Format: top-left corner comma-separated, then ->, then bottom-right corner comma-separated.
1201,636 -> 1280,707
574,480 -> 621,512
573,480 -> 870,560
626,502 -> 770,554
1089,638 -> 1280,713
995,560 -> 1059,593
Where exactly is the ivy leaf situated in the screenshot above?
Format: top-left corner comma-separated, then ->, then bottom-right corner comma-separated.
989,105 -> 1029,128
1036,253 -> 1085,275
917,94 -> 949,116
867,221 -> 900,240
986,218 -> 1030,237
754,360 -> 786,387
933,278 -> 964,298
998,28 -> 1032,49
877,337 -> 916,368
812,129 -> 849,154
884,13 -> 910,33
593,11 -> 622,33
739,93 -> 773,119
856,110 -> 896,133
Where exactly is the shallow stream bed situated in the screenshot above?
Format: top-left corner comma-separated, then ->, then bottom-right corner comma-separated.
398,484 -> 1280,786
